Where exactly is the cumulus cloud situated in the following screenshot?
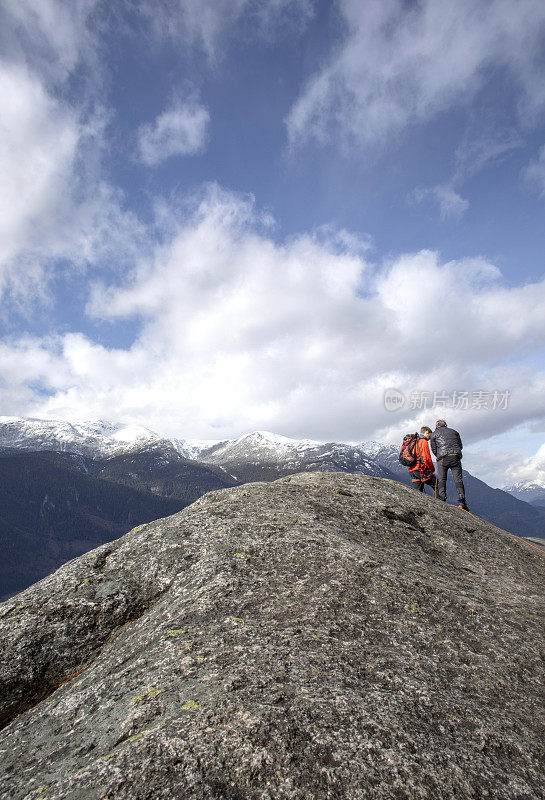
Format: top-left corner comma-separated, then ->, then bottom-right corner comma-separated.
503,442 -> 545,487
286,0 -> 545,150
0,186 -> 542,445
0,0 -> 314,308
0,0 -> 153,311
0,63 -> 146,309
376,366 -> 545,453
469,435 -> 545,489
0,65 -> 79,302
137,99 -> 210,166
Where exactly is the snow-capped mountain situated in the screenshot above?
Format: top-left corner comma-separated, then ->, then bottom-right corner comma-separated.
0,416 -> 224,461
0,417 -> 400,489
196,430 -> 396,482
503,481 -> 545,505
358,441 -> 402,474
0,417 -> 159,458
0,417 -> 394,473
3,417 -> 544,507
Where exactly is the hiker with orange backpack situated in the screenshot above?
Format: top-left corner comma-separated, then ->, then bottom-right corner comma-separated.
399,426 -> 437,495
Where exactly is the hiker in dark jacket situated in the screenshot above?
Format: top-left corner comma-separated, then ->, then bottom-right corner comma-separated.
430,419 -> 468,510
408,426 -> 437,495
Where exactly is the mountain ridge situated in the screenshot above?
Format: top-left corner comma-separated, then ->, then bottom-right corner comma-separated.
503,480 -> 545,505
0,450 -> 188,601
0,416 -> 384,463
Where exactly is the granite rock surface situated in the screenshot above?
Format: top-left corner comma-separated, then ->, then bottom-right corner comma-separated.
1,472 -> 544,800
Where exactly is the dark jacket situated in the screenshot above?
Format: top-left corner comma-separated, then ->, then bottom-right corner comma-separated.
430,426 -> 463,460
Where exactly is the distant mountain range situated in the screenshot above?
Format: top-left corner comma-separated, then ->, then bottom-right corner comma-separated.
0,415 -> 221,460
1,416 -> 544,600
502,481 -> 545,506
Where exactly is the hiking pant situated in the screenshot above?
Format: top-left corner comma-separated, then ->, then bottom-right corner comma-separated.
412,476 -> 437,495
436,455 -> 465,501
411,470 -> 437,496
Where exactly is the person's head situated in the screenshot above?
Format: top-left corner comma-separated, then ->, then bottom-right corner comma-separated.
435,419 -> 447,429
420,426 -> 432,440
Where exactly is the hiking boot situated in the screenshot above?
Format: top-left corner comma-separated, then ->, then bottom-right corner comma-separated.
458,501 -> 469,511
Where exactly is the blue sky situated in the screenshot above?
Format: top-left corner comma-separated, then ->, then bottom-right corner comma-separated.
1,0 -> 545,487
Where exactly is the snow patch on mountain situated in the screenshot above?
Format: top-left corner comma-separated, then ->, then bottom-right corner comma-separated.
0,416 -> 229,461
109,425 -> 160,444
0,416 -> 160,458
206,430 -> 325,460
360,441 -> 398,458
191,429 -> 395,480
204,431 -> 319,461
172,438 -> 227,460
502,480 -> 545,503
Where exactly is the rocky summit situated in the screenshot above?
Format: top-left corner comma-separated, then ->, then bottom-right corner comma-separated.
1,473 -> 544,800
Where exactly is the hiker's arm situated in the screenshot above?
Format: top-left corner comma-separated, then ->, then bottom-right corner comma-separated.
430,433 -> 437,456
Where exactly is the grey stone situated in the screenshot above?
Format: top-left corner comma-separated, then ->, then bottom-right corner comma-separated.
0,472 -> 544,800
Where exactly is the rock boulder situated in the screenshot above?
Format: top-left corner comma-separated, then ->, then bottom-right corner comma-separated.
1,473 -> 544,799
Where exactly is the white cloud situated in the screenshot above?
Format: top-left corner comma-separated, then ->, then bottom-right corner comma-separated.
376,367 -> 545,453
137,99 -> 210,166
411,128 -> 524,220
433,186 -> 469,220
413,184 -> 469,220
138,0 -> 313,61
0,63 -> 147,309
1,186 -> 543,444
453,129 -> 523,183
287,0 -> 545,150
469,436 -> 545,489
523,143 -> 545,196
0,0 -> 100,86
0,65 -> 79,302
503,442 -> 545,487
0,0 -> 312,309
0,2 -> 152,310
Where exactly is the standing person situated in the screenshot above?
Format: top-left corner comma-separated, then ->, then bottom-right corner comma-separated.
430,419 -> 468,510
409,426 -> 437,495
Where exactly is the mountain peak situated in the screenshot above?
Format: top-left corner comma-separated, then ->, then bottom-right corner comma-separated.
503,480 -> 545,504
238,430 -> 319,446
109,424 -> 159,443
241,429 -> 288,440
